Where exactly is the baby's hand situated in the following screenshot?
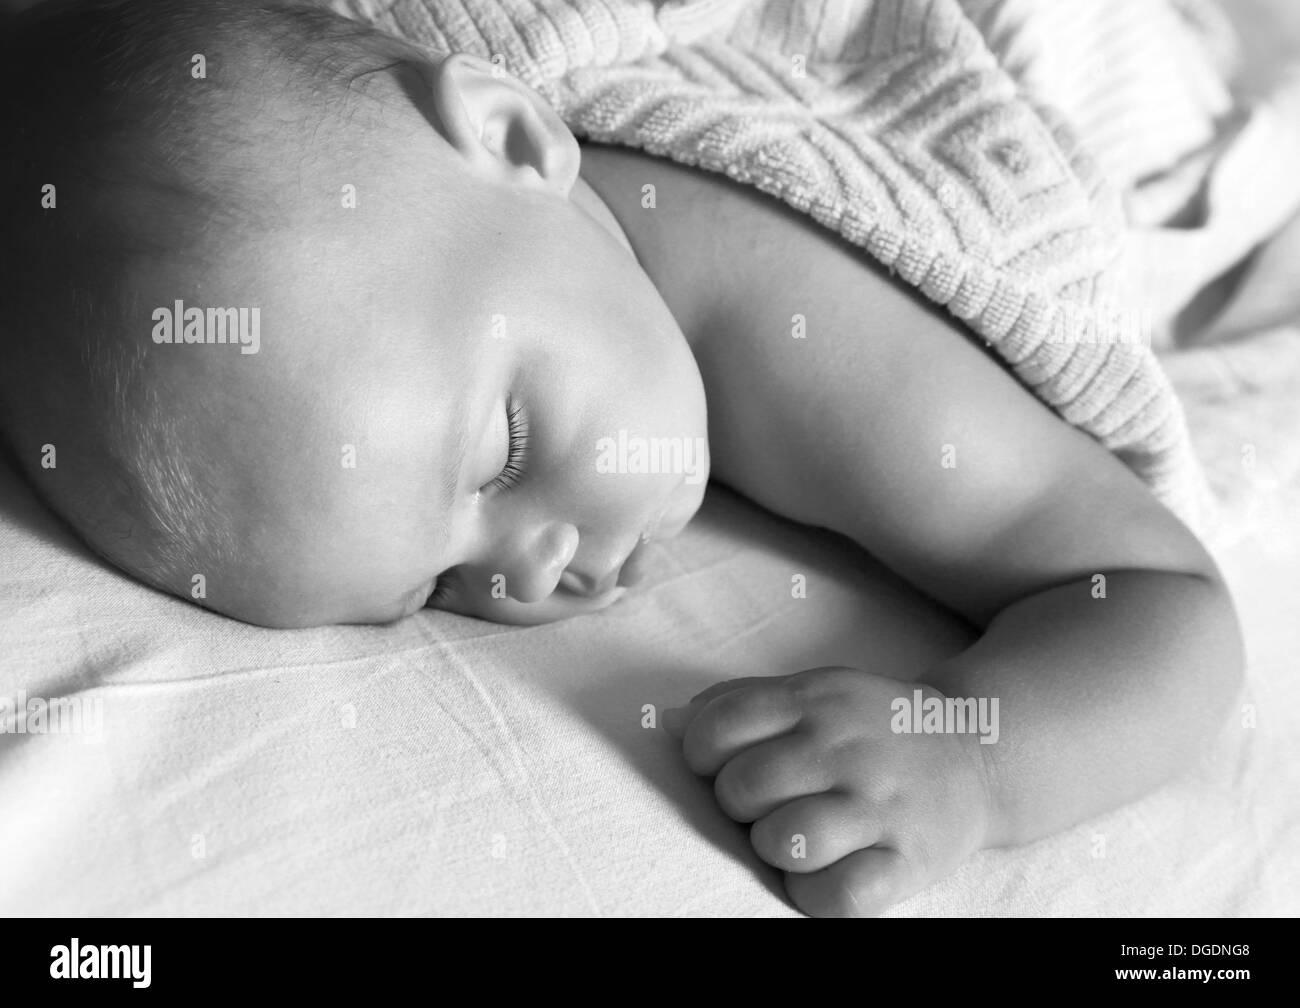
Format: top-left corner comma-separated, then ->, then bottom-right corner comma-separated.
665,667 -> 993,917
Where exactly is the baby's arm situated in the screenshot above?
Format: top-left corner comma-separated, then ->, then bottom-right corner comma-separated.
629,157 -> 1245,915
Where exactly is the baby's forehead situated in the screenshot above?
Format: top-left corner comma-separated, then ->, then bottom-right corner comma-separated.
147,291 -> 473,479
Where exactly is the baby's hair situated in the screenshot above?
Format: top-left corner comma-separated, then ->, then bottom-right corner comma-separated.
0,0 -> 421,600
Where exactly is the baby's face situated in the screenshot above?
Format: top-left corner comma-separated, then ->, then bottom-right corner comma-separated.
140,58 -> 708,627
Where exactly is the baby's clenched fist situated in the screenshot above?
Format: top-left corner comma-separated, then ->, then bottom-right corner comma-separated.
665,666 -> 995,917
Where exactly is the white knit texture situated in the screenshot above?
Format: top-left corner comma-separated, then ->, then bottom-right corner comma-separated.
332,0 -> 1241,532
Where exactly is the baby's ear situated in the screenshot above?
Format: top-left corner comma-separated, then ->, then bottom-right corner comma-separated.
430,51 -> 580,197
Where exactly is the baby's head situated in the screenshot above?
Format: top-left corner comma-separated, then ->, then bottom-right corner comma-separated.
0,0 -> 708,627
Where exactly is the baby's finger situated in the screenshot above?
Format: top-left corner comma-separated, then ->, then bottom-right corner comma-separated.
680,681 -> 801,776
749,793 -> 883,872
690,675 -> 790,706
713,735 -> 830,823
662,676 -> 788,740
783,847 -> 921,918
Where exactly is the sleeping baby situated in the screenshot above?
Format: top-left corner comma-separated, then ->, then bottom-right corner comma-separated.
0,0 -> 1246,916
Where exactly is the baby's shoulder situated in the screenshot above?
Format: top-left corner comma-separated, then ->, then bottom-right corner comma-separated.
579,141 -> 961,364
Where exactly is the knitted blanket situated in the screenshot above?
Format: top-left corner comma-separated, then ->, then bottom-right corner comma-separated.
327,0 -> 1300,535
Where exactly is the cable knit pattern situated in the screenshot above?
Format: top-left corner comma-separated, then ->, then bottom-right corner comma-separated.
330,0 -> 1227,532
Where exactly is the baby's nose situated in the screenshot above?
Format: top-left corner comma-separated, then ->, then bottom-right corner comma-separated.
502,521 -> 578,603
558,538 -> 648,596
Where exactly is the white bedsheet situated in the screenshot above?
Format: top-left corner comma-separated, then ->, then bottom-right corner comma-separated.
2,318 -> 1297,916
